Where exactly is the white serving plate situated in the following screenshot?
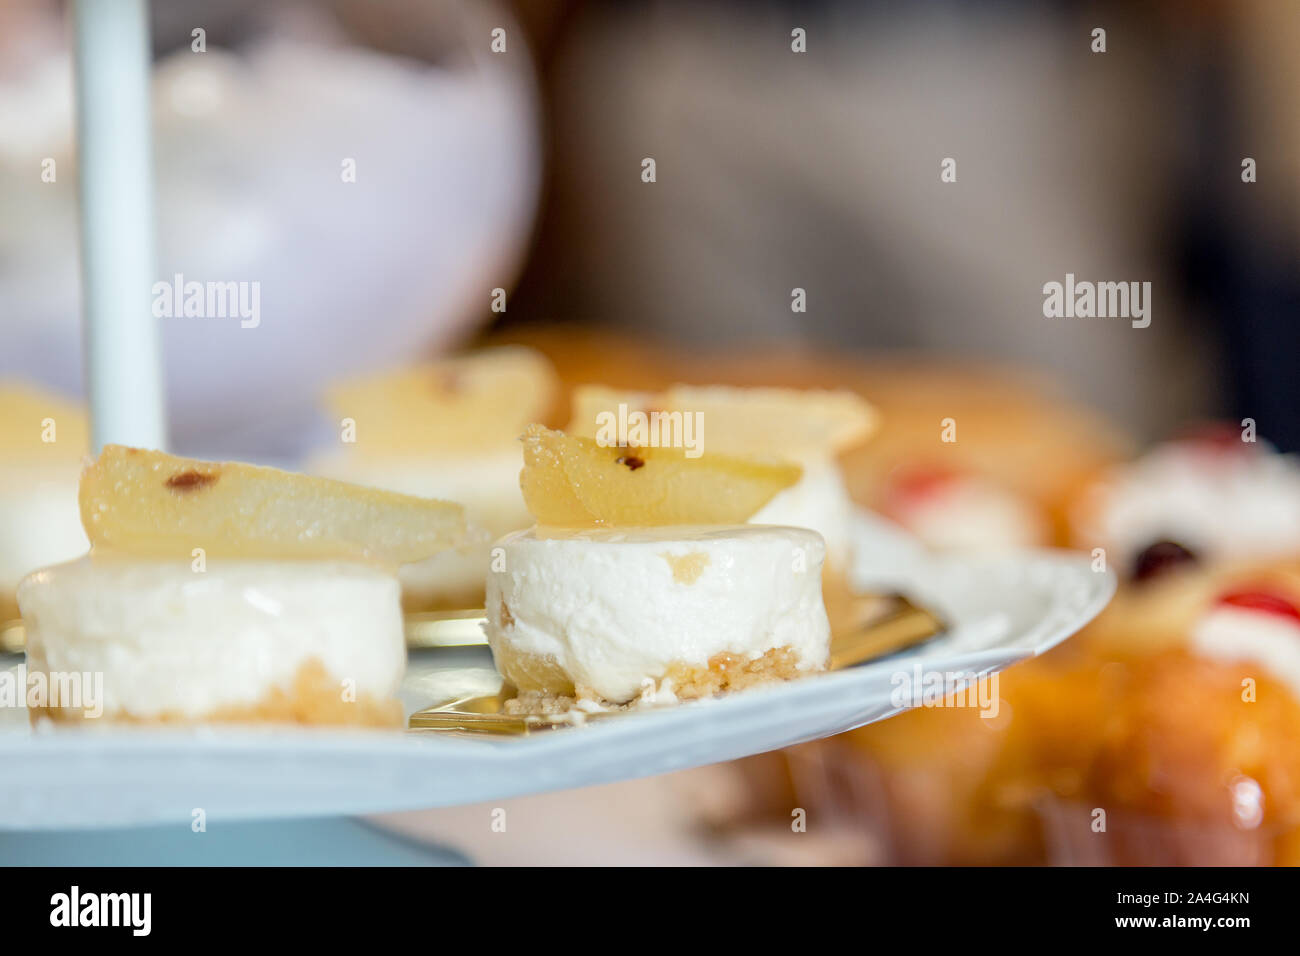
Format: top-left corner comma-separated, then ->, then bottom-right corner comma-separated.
0,514 -> 1113,830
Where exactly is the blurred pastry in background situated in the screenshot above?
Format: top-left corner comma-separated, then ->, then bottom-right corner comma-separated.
0,383 -> 89,621
808,422 -> 1300,864
835,360 -> 1132,547
1030,574 -> 1300,865
1079,554 -> 1299,659
309,347 -> 558,609
1068,425 -> 1300,654
953,435 -> 1300,864
916,499 -> 1300,865
793,564 -> 1300,865
876,464 -> 1050,551
1070,425 -> 1300,579
784,367 -> 1125,862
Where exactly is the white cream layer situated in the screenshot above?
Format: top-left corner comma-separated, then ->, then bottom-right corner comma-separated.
0,464 -> 88,598
486,524 -> 830,703
17,557 -> 405,718
309,445 -> 529,537
751,454 -> 855,567
309,446 -> 529,603
1190,606 -> 1300,699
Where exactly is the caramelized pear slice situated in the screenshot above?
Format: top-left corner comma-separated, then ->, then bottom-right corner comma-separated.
81,445 -> 464,563
569,383 -> 877,457
325,346 -> 558,453
519,426 -> 801,527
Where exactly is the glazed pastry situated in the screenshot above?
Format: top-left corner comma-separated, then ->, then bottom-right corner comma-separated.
1071,428 -> 1300,579
998,570 -> 1300,865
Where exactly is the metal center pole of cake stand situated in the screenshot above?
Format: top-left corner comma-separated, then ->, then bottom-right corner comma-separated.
72,0 -> 166,452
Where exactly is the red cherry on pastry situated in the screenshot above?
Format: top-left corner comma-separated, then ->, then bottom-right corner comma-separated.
1215,589 -> 1300,624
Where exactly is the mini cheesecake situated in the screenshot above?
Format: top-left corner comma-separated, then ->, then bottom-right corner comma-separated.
497,426 -> 831,708
18,445 -> 464,727
486,525 -> 831,704
313,447 -> 526,609
309,347 -> 557,609
19,558 -> 405,725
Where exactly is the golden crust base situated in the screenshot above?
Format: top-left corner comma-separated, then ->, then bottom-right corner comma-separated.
663,645 -> 805,700
30,659 -> 403,728
501,644 -> 815,714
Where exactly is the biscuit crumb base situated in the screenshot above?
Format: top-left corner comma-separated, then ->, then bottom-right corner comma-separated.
31,658 -> 403,728
665,645 -> 805,699
503,644 -> 814,716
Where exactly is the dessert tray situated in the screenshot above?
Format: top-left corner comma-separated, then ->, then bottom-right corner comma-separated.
0,512 -> 1113,830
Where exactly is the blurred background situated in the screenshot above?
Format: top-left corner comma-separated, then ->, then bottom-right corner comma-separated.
3,0 -> 1298,452
3,0 -> 1300,864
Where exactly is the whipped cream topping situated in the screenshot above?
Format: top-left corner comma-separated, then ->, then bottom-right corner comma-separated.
1190,605 -> 1300,699
751,454 -> 856,567
486,524 -> 830,703
1082,440 -> 1300,570
18,558 -> 405,718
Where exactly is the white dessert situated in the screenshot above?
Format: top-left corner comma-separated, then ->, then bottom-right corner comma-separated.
396,524 -> 494,609
1190,602 -> 1300,699
18,558 -> 405,724
310,446 -> 528,607
310,446 -> 530,537
1079,438 -> 1300,571
751,454 -> 855,567
886,474 -> 1047,552
486,525 -> 830,704
0,463 -> 88,616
